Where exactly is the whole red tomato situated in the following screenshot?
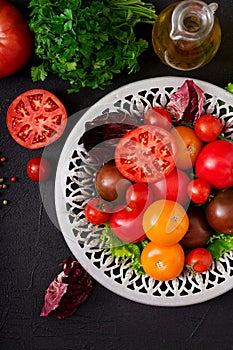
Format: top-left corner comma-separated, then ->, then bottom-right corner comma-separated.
84,198 -> 111,225
186,248 -> 212,273
187,178 -> 211,204
109,208 -> 146,243
0,0 -> 33,78
27,157 -> 51,182
195,140 -> 233,189
194,114 -> 222,142
150,168 -> 191,207
125,183 -> 153,211
144,107 -> 172,130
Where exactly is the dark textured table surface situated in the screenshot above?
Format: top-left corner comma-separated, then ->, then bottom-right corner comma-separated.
1,1 -> 233,349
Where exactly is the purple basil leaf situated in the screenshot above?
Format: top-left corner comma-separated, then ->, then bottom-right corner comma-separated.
40,257 -> 93,319
167,80 -> 205,123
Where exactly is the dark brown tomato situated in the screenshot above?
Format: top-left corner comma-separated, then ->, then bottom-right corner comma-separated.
205,189 -> 233,234
95,161 -> 131,203
181,206 -> 212,249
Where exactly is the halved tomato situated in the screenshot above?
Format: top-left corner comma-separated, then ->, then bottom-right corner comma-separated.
114,125 -> 177,183
6,89 -> 67,149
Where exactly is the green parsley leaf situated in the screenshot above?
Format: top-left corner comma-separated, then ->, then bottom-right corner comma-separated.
31,64 -> 48,82
28,0 -> 157,92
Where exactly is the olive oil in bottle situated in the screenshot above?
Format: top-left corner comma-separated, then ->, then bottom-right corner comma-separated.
152,1 -> 221,70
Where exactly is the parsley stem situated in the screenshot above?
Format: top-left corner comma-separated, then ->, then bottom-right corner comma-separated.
109,0 -> 157,23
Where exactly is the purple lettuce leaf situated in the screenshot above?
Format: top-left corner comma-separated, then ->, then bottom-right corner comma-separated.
167,80 -> 205,123
40,256 -> 93,319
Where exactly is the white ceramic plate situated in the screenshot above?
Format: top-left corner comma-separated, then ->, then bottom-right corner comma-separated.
55,76 -> 233,306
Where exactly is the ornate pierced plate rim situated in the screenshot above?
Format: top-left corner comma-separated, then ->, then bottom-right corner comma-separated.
55,76 -> 233,306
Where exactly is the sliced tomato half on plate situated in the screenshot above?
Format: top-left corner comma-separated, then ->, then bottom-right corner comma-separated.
114,125 -> 177,183
6,89 -> 67,149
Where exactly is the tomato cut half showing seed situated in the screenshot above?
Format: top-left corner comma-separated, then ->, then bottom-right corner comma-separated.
114,125 -> 177,183
6,89 -> 67,149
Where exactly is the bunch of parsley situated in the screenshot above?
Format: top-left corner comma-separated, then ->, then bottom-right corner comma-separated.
28,0 -> 157,92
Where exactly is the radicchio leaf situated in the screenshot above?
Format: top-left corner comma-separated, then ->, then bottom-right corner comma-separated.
80,111 -> 140,152
40,256 -> 93,319
167,80 -> 205,123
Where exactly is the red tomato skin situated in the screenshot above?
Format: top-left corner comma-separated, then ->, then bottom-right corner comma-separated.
125,183 -> 153,211
27,157 -> 51,182
195,140 -> 233,189
84,198 -> 110,225
144,107 -> 172,130
150,169 -> 191,207
187,178 -> 211,204
0,0 -> 33,78
194,115 -> 222,142
109,209 -> 147,243
185,248 -> 212,273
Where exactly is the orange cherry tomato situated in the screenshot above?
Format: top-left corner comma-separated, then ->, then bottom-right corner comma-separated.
170,126 -> 203,170
141,242 -> 185,281
142,199 -> 189,246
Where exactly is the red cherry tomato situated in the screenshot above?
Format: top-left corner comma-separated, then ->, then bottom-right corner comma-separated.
185,248 -> 212,273
27,157 -> 51,182
150,168 -> 191,207
187,178 -> 211,204
194,114 -> 222,142
109,208 -> 146,243
115,125 -> 177,183
84,198 -> 111,225
125,183 -> 153,211
195,140 -> 233,189
0,0 -> 33,78
7,89 -> 67,149
144,107 -> 172,130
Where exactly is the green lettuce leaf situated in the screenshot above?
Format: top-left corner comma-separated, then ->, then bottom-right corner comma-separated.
206,233 -> 233,260
100,223 -> 149,274
225,83 -> 233,94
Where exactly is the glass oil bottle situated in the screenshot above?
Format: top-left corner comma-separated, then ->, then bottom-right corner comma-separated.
152,1 -> 221,70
